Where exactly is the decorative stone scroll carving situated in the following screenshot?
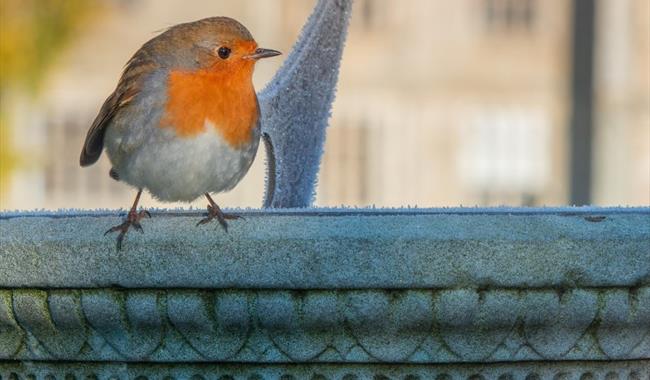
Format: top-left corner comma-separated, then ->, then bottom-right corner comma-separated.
2,288 -> 649,362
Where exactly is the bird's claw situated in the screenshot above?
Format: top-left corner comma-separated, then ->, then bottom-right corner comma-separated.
196,218 -> 211,227
115,231 -> 126,251
196,204 -> 241,231
104,223 -> 126,236
105,209 -> 150,251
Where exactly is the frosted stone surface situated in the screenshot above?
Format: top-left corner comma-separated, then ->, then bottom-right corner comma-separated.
1,208 -> 648,289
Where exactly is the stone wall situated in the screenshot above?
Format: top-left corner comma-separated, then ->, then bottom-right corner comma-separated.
1,208 -> 648,379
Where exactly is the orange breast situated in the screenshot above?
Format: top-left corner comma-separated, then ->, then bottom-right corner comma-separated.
161,62 -> 258,147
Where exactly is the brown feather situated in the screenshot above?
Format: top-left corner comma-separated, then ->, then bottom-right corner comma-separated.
79,50 -> 156,167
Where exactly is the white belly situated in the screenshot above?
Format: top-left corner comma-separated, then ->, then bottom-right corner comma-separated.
108,122 -> 260,202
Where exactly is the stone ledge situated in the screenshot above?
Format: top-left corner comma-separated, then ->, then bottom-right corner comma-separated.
1,360 -> 649,380
1,209 -> 649,366
1,209 -> 648,289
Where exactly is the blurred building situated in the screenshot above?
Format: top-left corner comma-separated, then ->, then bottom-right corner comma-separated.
1,0 -> 648,210
593,0 -> 650,205
325,0 -> 570,207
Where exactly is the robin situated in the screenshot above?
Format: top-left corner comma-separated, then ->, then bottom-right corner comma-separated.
79,17 -> 281,250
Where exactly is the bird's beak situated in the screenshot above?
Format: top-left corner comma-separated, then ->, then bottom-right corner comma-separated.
244,48 -> 282,60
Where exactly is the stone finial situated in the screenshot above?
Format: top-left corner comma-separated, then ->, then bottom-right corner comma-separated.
259,0 -> 353,208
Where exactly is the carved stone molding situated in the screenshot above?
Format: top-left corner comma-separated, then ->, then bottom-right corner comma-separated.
1,361 -> 649,380
1,287 -> 649,362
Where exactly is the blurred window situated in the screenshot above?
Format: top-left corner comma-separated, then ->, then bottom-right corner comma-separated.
360,0 -> 387,32
321,121 -> 371,205
458,106 -> 549,205
485,0 -> 537,33
362,0 -> 374,31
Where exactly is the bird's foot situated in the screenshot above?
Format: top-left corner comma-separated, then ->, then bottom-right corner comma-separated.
105,209 -> 151,251
196,204 -> 242,232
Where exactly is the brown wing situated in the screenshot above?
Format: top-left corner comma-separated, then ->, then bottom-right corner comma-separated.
79,50 -> 156,167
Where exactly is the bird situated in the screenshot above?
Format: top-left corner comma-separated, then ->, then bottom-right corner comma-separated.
79,17 -> 281,250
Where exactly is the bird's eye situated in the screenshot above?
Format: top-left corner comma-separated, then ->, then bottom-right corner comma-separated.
217,46 -> 231,59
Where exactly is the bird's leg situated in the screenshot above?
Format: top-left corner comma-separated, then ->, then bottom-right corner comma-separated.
105,189 -> 151,251
196,193 -> 241,231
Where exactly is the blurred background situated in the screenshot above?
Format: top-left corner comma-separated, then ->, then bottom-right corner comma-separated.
0,0 -> 648,210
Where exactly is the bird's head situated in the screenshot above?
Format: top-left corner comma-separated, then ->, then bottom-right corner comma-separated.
153,17 -> 281,74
